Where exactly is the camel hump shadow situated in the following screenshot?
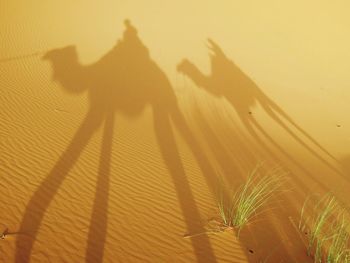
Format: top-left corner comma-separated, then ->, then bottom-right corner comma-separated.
43,19 -> 177,118
177,39 -> 340,175
16,20 -> 218,263
177,39 -> 258,113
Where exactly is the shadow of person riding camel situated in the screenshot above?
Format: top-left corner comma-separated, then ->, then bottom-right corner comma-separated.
16,20 -> 218,263
177,39 -> 340,176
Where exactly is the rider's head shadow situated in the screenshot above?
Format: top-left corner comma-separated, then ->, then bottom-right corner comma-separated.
177,39 -> 341,179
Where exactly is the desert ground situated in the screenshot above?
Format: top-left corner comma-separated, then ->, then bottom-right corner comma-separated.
1,1 -> 350,262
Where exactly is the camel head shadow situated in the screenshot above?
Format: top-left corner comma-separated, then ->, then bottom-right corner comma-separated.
177,39 -> 258,114
41,20 -> 166,118
177,38 -> 340,180
42,45 -> 85,94
15,19 -> 218,263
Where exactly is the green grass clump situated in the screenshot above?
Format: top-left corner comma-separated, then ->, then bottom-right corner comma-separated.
299,194 -> 350,262
327,215 -> 350,262
217,165 -> 285,236
303,195 -> 338,255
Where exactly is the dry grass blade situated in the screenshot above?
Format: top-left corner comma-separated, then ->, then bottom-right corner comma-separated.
300,193 -> 350,262
216,164 -> 286,237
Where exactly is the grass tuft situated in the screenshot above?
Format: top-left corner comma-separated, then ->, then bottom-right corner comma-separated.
327,214 -> 350,262
217,164 -> 285,237
299,193 -> 350,262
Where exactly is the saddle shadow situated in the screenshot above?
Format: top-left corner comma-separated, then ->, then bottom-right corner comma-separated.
16,20 -> 219,263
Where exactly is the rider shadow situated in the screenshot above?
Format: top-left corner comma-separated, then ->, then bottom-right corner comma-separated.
16,21 -> 219,263
177,39 -> 341,179
178,42 -> 334,261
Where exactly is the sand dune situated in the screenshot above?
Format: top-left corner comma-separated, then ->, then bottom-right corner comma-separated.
1,1 -> 350,262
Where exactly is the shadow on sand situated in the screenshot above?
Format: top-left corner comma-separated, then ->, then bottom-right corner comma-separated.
15,23 -> 342,263
177,39 -> 341,179
177,39 -> 343,261
15,20 -> 219,263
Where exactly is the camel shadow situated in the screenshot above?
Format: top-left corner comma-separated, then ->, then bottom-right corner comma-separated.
16,20 -> 219,263
179,46 -> 334,261
177,39 -> 341,178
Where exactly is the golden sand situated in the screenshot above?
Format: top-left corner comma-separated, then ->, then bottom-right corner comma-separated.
1,1 -> 350,262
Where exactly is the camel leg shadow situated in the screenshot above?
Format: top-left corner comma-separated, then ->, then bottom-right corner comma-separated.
258,102 -> 341,174
241,115 -> 327,192
86,111 -> 114,263
15,110 -> 103,263
153,106 -> 217,263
